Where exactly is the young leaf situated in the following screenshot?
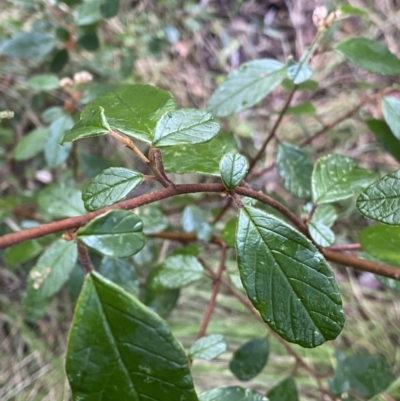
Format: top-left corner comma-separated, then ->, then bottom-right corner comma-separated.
152,109 -> 220,147
77,210 -> 145,258
61,106 -> 111,144
335,37 -> 400,76
162,132 -> 237,175
329,352 -> 394,398
13,127 -> 48,161
366,119 -> 400,162
219,152 -> 248,189
308,204 -> 337,247
82,167 -> 143,211
287,61 -> 314,84
312,154 -> 375,204
360,224 -> 400,265
207,59 -> 287,117
38,184 -> 86,218
267,377 -> 299,401
99,257 -> 139,297
382,96 -> 400,140
199,386 -> 267,401
356,169 -> 400,225
26,74 -> 59,91
151,255 -> 204,289
277,142 -> 313,198
189,334 -> 227,361
45,115 -> 74,168
181,205 -> 213,241
236,206 -> 345,347
65,85 -> 175,144
0,32 -> 55,59
229,338 -> 269,381
66,272 -> 198,401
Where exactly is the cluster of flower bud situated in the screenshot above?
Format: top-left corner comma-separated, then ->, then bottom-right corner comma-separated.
312,6 -> 339,29
59,71 -> 93,89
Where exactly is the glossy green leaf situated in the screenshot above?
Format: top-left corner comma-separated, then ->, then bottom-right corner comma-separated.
181,205 -> 213,241
66,272 -> 197,401
356,169 -> 400,224
45,115 -> 74,168
219,152 -> 248,189
236,206 -> 345,347
13,127 -> 48,161
229,338 -> 269,381
0,32 -> 55,59
136,205 -> 169,235
26,74 -> 59,91
308,204 -> 337,247
338,4 -> 368,16
151,255 -> 204,289
277,142 -> 313,198
382,96 -> 400,140
152,109 -> 220,147
335,38 -> 400,76
5,240 -> 43,265
312,154 -> 375,204
77,210 -> 145,258
99,257 -> 139,297
189,334 -> 227,361
162,131 -> 237,175
360,224 -> 400,265
329,352 -> 394,398
67,85 -> 175,144
286,102 -> 316,115
74,2 -> 102,25
82,167 -> 143,211
199,386 -> 267,401
267,377 -> 298,401
207,59 -> 287,117
62,106 -> 110,144
38,184 -> 86,218
287,61 -> 314,84
366,119 -> 400,161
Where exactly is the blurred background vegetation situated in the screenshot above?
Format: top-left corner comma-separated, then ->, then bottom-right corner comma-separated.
1,1 -> 400,400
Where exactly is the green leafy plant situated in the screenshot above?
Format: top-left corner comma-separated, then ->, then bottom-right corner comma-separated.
1,2 -> 400,401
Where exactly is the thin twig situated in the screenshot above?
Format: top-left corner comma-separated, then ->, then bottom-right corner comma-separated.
108,130 -> 150,165
148,147 -> 174,187
77,242 -> 94,274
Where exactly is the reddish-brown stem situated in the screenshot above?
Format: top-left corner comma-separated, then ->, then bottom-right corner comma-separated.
77,242 -> 94,274
108,130 -> 150,165
148,147 -> 173,188
328,243 -> 361,251
197,245 -> 227,339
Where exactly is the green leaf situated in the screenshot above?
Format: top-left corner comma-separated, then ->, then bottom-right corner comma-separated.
82,167 -> 143,211
312,154 -> 375,204
136,205 -> 169,235
338,4 -> 368,16
189,334 -> 227,361
100,0 -> 120,18
236,206 -> 345,347
281,78 -> 318,92
229,338 -> 269,381
207,59 -> 287,117
152,109 -> 220,147
287,61 -> 314,84
5,240 -> 43,265
199,386 -> 267,401
74,2 -> 102,26
356,169 -> 400,225
45,115 -> 74,168
382,96 -> 400,140
329,352 -> 394,398
286,102 -> 316,115
151,255 -> 204,289
66,272 -> 198,401
38,184 -> 86,218
99,257 -> 139,297
277,142 -> 313,198
220,152 -> 248,189
69,85 -> 175,144
267,377 -> 299,401
62,106 -> 110,144
360,224 -> 400,265
367,377 -> 400,401
13,127 -> 48,161
26,74 -> 59,91
77,210 -> 145,258
181,205 -> 213,241
162,132 -> 237,175
0,32 -> 55,59
78,32 -> 100,52
308,204 -> 337,247
366,119 -> 400,162
335,38 -> 400,76
221,217 -> 237,248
